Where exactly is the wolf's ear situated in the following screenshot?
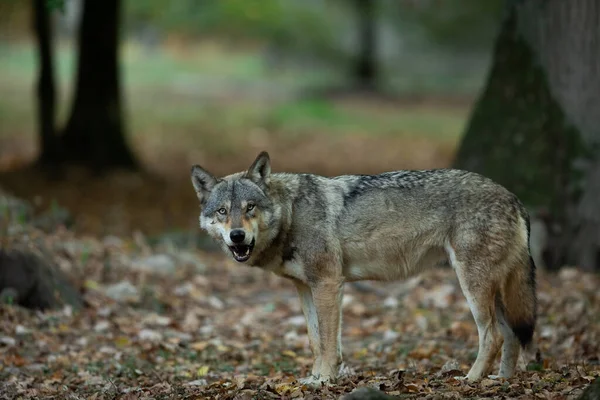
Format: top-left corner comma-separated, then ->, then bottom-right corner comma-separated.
245,151 -> 271,187
191,165 -> 217,203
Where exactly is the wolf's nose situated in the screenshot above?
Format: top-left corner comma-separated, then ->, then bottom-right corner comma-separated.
230,229 -> 246,243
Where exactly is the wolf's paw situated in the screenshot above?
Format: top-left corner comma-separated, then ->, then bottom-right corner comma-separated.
454,375 -> 480,383
487,375 -> 502,380
298,375 -> 332,388
338,362 -> 354,377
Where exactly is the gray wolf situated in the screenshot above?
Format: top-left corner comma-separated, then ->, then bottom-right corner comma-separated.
190,151 -> 537,386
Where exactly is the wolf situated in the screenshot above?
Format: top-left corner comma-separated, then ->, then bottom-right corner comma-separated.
190,151 -> 537,386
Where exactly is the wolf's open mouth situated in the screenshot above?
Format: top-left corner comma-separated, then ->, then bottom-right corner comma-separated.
229,239 -> 255,262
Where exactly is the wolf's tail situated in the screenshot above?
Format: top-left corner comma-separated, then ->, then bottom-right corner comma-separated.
500,209 -> 537,349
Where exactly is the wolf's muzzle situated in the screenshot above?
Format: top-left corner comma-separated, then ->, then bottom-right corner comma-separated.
228,237 -> 255,262
230,229 -> 246,244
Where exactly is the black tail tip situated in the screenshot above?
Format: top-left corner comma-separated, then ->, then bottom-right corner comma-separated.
512,322 -> 535,348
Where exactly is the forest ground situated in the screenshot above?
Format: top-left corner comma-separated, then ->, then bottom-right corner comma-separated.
1,220 -> 599,399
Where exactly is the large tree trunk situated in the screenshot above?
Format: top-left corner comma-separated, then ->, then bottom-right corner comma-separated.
353,0 -> 378,90
454,0 -> 600,271
61,0 -> 137,171
32,0 -> 58,165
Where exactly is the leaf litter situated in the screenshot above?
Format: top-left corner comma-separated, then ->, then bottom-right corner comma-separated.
1,224 -> 599,399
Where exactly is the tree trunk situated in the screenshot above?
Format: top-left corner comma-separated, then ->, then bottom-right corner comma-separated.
61,0 -> 137,172
454,0 -> 600,271
353,0 -> 378,90
32,0 -> 59,165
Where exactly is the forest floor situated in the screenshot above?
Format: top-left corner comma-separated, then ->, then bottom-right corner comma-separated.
1,215 -> 599,399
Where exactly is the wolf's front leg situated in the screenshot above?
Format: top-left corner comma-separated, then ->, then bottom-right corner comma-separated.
294,282 -> 322,377
302,279 -> 344,386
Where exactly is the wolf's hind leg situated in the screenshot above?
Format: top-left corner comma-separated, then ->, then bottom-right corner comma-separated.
460,280 -> 502,381
447,245 -> 502,381
495,251 -> 537,378
496,303 -> 520,378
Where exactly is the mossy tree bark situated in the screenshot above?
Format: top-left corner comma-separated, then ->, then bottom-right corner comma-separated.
60,0 -> 137,172
454,0 -> 600,271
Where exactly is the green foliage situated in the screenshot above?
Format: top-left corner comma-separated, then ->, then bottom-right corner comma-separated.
385,0 -> 505,50
526,362 -> 545,372
124,0 -> 345,63
46,0 -> 65,13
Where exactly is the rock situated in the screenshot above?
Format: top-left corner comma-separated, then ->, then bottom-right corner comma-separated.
104,280 -> 139,302
131,254 -> 176,275
0,248 -> 83,311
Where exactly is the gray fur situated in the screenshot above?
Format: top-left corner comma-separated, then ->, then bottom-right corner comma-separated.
191,151 -> 537,386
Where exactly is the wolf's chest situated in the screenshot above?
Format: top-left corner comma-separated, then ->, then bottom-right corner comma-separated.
262,258 -> 309,283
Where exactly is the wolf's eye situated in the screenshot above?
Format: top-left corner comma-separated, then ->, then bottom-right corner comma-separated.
247,203 -> 255,212
217,208 -> 227,215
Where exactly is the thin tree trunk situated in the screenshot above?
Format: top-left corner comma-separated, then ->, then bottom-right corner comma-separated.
61,0 -> 137,172
454,0 -> 600,271
32,0 -> 58,165
353,0 -> 378,90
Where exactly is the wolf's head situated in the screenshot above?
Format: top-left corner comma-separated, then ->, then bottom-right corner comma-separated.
190,152 -> 280,263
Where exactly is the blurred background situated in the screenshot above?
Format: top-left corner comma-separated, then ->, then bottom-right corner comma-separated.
0,0 -> 598,272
